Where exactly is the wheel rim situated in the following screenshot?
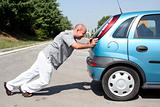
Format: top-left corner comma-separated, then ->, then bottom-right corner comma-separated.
108,70 -> 135,97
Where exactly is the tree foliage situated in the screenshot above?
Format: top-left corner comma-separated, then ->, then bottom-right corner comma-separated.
0,0 -> 72,40
97,16 -> 110,29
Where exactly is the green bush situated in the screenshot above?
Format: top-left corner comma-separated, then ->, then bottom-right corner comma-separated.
34,28 -> 48,40
0,0 -> 72,39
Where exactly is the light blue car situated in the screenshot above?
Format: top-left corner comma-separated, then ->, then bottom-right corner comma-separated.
86,11 -> 160,101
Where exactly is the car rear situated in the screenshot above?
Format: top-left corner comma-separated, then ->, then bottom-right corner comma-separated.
86,14 -> 121,80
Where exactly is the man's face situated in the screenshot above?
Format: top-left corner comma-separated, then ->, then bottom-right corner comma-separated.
75,29 -> 86,39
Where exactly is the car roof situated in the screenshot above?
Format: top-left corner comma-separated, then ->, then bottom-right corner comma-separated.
119,10 -> 160,17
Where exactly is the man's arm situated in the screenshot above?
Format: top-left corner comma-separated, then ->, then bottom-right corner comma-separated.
71,38 -> 98,49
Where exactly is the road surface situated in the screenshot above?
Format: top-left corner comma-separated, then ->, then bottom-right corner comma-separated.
0,42 -> 160,107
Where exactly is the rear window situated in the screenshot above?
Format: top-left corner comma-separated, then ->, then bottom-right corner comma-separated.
92,16 -> 113,38
92,15 -> 120,39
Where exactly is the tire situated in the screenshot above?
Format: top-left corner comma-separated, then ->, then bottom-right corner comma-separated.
102,66 -> 140,101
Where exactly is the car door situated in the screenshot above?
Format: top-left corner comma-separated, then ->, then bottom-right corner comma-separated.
128,14 -> 160,83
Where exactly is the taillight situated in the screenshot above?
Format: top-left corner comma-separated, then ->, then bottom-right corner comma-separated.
87,57 -> 97,67
89,62 -> 97,67
98,15 -> 120,40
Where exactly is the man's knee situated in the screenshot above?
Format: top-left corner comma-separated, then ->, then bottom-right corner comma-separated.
40,79 -> 49,86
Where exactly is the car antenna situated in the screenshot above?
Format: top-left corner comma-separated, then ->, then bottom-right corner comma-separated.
116,0 -> 123,14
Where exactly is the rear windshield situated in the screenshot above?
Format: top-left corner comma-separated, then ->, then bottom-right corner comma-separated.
92,16 -> 113,38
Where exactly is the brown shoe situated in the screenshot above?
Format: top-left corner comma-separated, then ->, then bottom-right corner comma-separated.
4,82 -> 14,96
19,87 -> 33,97
22,92 -> 33,97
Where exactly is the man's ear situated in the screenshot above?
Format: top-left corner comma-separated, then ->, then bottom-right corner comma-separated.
76,28 -> 80,32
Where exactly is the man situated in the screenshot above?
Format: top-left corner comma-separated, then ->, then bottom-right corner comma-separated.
4,24 -> 98,97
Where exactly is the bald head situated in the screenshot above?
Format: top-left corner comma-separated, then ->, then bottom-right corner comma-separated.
73,24 -> 87,39
74,24 -> 87,32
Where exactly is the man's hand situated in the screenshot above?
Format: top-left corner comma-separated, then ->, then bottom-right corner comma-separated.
89,38 -> 98,47
71,38 -> 98,49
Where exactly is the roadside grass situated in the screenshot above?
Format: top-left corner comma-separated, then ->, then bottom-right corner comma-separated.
0,33 -> 43,49
0,38 -> 41,49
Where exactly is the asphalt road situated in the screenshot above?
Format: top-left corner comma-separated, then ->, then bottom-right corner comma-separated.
1,42 -> 160,107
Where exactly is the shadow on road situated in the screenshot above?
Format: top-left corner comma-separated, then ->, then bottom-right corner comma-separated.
90,80 -> 104,96
139,89 -> 160,99
34,82 -> 91,96
34,80 -> 160,100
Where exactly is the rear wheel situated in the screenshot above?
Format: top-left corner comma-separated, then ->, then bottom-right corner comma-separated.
102,66 -> 140,101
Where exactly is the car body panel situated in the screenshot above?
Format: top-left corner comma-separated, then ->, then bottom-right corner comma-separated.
127,12 -> 160,83
87,10 -> 160,85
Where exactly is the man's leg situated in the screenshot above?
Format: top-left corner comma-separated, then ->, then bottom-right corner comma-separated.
20,51 -> 54,94
5,51 -> 42,93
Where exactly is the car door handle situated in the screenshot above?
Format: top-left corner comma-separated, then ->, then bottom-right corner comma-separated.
136,45 -> 148,52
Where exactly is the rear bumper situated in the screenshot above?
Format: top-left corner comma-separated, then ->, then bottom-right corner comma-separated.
86,56 -> 128,80
86,57 -> 105,80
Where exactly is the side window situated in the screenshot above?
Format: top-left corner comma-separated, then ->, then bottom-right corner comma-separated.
135,14 -> 160,39
113,17 -> 134,38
